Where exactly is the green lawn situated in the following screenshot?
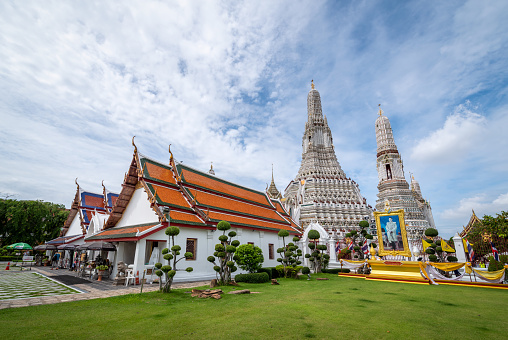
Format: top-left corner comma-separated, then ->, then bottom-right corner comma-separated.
1,274 -> 507,339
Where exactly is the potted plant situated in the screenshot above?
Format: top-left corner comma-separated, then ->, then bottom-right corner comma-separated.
97,265 -> 109,281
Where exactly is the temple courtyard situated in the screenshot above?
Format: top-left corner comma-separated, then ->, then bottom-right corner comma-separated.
0,273 -> 506,339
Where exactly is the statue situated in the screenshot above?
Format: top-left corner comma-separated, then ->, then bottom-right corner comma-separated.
117,261 -> 127,277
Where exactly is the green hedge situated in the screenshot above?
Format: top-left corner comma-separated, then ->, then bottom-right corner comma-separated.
235,272 -> 270,283
0,256 -> 23,262
321,268 -> 351,274
257,267 -> 272,280
259,267 -> 279,279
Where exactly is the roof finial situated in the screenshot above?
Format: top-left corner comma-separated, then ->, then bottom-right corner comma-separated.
378,104 -> 383,116
132,136 -> 137,153
208,162 -> 215,175
311,79 -> 315,90
75,177 -> 80,189
168,144 -> 174,163
271,164 -> 274,182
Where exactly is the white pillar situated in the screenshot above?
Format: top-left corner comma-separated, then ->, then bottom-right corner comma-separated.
452,233 -> 467,263
328,237 -> 337,262
133,239 -> 146,280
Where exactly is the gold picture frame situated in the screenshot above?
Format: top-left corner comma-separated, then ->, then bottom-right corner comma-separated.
374,209 -> 411,257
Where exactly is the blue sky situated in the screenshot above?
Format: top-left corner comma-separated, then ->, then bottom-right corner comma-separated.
1,1 -> 507,238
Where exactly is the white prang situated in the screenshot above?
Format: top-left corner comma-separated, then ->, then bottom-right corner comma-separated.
374,108 -> 436,242
283,82 -> 373,239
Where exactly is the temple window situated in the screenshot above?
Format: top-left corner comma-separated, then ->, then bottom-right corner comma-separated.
268,243 -> 274,260
186,238 -> 197,260
385,164 -> 392,179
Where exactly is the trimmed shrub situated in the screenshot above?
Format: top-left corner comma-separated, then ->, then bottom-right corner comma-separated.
257,267 -> 272,280
235,272 -> 270,283
447,256 -> 458,262
428,254 -> 438,262
425,228 -> 439,237
301,267 -> 310,275
308,229 -> 320,240
321,268 -> 351,274
500,255 -> 508,264
488,256 -> 504,272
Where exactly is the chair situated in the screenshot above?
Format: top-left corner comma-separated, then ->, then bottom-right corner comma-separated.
125,268 -> 136,286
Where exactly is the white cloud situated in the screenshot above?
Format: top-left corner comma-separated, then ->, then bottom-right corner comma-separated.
440,192 -> 508,227
410,102 -> 487,163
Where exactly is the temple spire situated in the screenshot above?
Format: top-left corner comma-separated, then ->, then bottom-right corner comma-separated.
266,165 -> 281,199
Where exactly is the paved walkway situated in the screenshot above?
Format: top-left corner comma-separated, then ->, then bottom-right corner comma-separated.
0,266 -> 209,310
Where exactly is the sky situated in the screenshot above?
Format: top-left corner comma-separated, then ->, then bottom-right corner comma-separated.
1,1 -> 507,238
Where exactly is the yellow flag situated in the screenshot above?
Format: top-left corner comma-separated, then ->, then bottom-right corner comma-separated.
422,239 -> 431,251
441,239 -> 455,252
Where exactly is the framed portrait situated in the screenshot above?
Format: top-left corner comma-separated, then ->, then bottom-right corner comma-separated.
374,209 -> 411,257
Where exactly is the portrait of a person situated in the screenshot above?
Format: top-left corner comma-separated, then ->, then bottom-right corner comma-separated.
381,215 -> 401,250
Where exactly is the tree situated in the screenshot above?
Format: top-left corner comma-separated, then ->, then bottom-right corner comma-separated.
482,211 -> 508,238
0,199 -> 68,246
304,229 -> 329,273
154,226 -> 193,293
235,244 -> 264,273
344,220 -> 374,260
276,230 -> 302,278
207,220 -> 239,285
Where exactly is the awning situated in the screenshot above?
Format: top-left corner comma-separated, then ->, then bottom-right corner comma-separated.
77,242 -> 117,251
34,244 -> 57,251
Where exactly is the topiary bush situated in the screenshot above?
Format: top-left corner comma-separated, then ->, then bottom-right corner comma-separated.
321,268 -> 350,274
235,272 -> 270,283
154,225 -> 193,293
257,267 -> 272,280
447,256 -> 458,262
277,230 -> 302,278
207,220 -> 238,285
301,267 -> 310,275
425,228 -> 439,237
428,254 -> 438,262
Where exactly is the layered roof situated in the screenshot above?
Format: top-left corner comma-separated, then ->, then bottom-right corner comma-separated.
460,210 -> 483,238
95,142 -> 301,240
61,180 -> 119,236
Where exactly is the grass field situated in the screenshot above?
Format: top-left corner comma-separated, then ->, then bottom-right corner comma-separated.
1,274 -> 507,339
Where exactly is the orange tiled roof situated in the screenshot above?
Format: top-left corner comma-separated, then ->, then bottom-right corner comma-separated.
178,165 -> 271,206
82,194 -> 104,209
190,189 -> 286,223
208,211 -> 297,233
87,222 -> 160,240
148,183 -> 193,211
170,210 -> 205,225
141,158 -> 177,185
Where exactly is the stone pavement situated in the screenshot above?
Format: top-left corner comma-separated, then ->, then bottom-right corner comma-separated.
0,265 -> 209,310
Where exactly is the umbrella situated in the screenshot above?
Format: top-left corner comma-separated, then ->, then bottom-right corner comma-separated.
34,244 -> 57,251
57,244 -> 78,250
83,242 -> 117,251
6,242 -> 32,250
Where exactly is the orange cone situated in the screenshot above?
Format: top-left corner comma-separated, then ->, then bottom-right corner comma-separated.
6,262 -> 10,270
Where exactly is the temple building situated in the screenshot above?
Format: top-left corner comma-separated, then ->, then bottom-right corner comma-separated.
283,81 -> 373,238
85,141 -> 301,281
374,106 -> 436,241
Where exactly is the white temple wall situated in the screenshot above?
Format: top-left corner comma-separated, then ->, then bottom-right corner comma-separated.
115,187 -> 159,229
66,214 -> 82,237
116,226 -> 289,283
